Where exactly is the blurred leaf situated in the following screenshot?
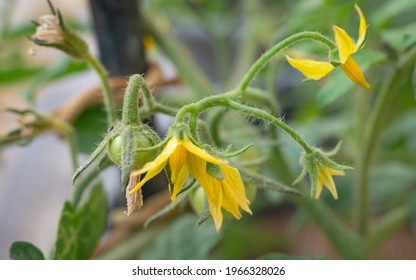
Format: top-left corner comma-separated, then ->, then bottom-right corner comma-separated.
413,62 -> 416,100
316,49 -> 386,108
381,23 -> 416,54
371,0 -> 416,28
9,241 -> 45,260
258,252 -> 324,260
370,162 -> 416,207
54,184 -> 107,260
381,110 -> 416,159
0,67 -> 41,84
140,214 -> 221,260
73,107 -> 108,154
21,58 -> 88,104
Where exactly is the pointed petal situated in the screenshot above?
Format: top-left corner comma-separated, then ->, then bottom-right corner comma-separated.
131,137 -> 178,177
182,138 -> 224,165
129,138 -> 178,194
314,181 -> 323,199
169,146 -> 190,201
340,57 -> 371,89
355,4 -> 368,49
187,153 -> 223,231
286,56 -> 334,80
317,167 -> 338,199
328,169 -> 346,177
220,165 -> 252,215
334,26 -> 358,64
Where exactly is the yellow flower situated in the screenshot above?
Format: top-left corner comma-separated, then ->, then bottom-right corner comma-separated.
286,4 -> 370,89
130,136 -> 252,231
315,164 -> 345,199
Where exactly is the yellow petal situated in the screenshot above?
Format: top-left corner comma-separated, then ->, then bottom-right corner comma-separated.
181,138 -> 224,165
286,56 -> 334,80
334,26 -> 358,64
129,138 -> 178,194
187,153 -> 224,231
315,181 -> 323,199
317,167 -> 338,200
220,165 -> 252,215
340,56 -> 371,89
169,148 -> 190,201
355,4 -> 367,49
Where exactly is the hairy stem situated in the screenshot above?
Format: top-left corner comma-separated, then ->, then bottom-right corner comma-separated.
85,52 -> 117,127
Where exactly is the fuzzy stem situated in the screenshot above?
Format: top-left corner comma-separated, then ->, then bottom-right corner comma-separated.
122,74 -> 143,126
175,95 -> 313,154
237,31 -> 336,95
85,52 -> 117,127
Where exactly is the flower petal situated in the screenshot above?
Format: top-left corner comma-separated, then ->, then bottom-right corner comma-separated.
220,165 -> 252,215
315,181 -> 323,199
181,138 -> 224,165
129,137 -> 178,194
286,56 -> 334,80
187,153 -> 224,231
355,4 -> 368,49
169,145 -> 189,200
334,26 -> 358,64
317,167 -> 338,200
340,56 -> 371,89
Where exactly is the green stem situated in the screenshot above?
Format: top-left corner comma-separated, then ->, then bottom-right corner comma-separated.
237,31 -> 336,94
354,47 -> 416,237
122,74 -> 142,125
228,100 -> 313,153
72,158 -> 111,209
175,95 -> 313,154
85,52 -> 116,127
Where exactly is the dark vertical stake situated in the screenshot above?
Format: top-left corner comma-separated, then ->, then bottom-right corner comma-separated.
88,0 -> 147,76
88,0 -> 165,197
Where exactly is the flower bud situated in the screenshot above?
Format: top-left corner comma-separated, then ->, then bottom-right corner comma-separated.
107,124 -> 160,168
189,187 -> 207,216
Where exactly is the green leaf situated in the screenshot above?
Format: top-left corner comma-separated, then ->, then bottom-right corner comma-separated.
54,184 -> 107,260
371,0 -> 416,28
413,62 -> 416,100
9,241 -> 45,260
73,107 -> 108,154
316,50 -> 386,108
381,23 -> 416,54
140,214 -> 222,260
370,162 -> 416,207
0,67 -> 41,84
258,252 -> 325,260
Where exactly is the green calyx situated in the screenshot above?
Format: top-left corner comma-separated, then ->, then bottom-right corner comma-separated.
120,124 -> 161,188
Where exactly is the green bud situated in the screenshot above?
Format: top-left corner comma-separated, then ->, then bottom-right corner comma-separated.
107,134 -> 122,166
189,187 -> 207,216
107,124 -> 160,168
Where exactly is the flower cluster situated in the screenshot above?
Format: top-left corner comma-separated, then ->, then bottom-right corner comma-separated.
130,132 -> 252,231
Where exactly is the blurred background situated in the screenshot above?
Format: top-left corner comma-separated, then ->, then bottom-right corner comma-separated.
1,0 -> 416,260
